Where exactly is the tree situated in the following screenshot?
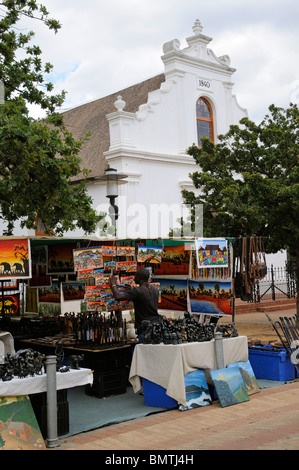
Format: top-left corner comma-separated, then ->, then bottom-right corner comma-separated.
0,0 -> 102,235
182,103 -> 299,312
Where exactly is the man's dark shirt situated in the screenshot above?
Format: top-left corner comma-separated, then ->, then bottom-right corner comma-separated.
123,283 -> 159,333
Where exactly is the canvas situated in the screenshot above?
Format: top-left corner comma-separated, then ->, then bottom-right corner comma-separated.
227,361 -> 260,395
210,367 -> 250,407
195,238 -> 228,269
0,396 -> 46,450
0,238 -> 31,280
153,278 -> 187,311
179,369 -> 212,411
188,280 -> 232,315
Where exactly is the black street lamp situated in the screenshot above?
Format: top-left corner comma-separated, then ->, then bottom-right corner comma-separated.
94,168 -> 128,232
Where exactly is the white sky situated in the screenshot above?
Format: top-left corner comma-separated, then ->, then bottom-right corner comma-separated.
21,0 -> 299,124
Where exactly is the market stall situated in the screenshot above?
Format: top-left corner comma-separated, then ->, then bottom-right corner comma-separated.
0,235 -> 269,441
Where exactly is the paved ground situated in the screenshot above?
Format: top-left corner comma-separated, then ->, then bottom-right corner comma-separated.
52,381 -> 299,451
49,307 -> 299,452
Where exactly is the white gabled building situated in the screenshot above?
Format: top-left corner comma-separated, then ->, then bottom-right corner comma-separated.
60,19 -> 247,240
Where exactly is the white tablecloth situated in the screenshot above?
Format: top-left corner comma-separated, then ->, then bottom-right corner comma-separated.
0,368 -> 93,396
0,331 -> 15,363
129,336 -> 248,405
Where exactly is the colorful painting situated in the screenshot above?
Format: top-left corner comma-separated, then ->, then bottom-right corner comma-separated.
62,282 -> 85,302
47,243 -> 76,275
77,269 -> 94,280
153,245 -> 190,276
99,245 -> 117,257
188,280 -> 232,315
0,396 -> 46,450
227,361 -> 260,395
154,278 -> 187,311
0,293 -> 20,315
116,261 -> 137,272
0,238 -> 31,280
210,367 -> 250,407
73,247 -> 103,272
179,369 -> 212,411
116,246 -> 135,257
195,238 -> 228,268
138,246 -> 163,264
38,281 -> 61,304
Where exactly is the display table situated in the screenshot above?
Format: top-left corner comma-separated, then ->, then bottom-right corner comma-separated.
0,367 -> 93,396
129,336 -> 248,405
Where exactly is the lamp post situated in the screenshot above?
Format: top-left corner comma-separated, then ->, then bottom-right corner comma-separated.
93,168 -> 128,236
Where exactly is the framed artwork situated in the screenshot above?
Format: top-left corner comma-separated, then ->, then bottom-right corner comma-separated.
38,281 -> 61,304
0,279 -> 19,291
153,278 -> 187,311
188,280 -> 232,315
29,245 -> 51,288
137,246 -> 163,264
62,282 -> 85,302
47,243 -> 77,275
227,361 -> 260,395
116,246 -> 135,257
116,261 -> 137,272
0,396 -> 45,450
179,369 -> 212,411
0,238 -> 31,280
77,269 -> 94,281
153,245 -> 190,276
195,238 -> 228,269
73,247 -> 103,272
0,293 -> 20,315
210,367 -> 250,407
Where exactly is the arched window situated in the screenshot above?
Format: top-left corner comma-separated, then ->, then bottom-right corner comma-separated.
196,97 -> 214,146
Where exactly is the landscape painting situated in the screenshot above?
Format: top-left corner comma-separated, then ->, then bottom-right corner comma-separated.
227,361 -> 260,395
152,245 -> 190,276
154,278 -> 187,311
0,238 -> 31,280
47,242 -> 76,275
188,280 -> 232,315
179,369 -> 212,411
0,396 -> 45,450
210,367 -> 250,408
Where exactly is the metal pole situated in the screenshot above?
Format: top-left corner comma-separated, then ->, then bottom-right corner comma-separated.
45,356 -> 59,448
214,331 -> 224,369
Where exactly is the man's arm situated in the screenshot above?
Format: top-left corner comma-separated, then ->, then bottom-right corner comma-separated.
109,275 -> 132,301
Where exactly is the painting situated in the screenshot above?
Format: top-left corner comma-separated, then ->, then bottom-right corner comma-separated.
195,238 -> 228,268
38,281 -> 61,304
0,396 -> 46,450
47,242 -> 77,275
62,282 -> 85,302
116,246 -> 135,257
152,245 -> 190,276
29,245 -> 51,287
116,261 -> 137,272
179,369 -> 212,411
137,246 -> 163,264
73,246 -> 103,272
227,361 -> 260,395
154,278 -> 187,311
0,238 -> 31,280
210,367 -> 250,407
0,293 -> 20,315
0,279 -> 19,291
25,287 -> 39,314
188,280 -> 232,315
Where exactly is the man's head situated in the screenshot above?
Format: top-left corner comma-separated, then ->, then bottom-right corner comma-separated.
134,268 -> 150,285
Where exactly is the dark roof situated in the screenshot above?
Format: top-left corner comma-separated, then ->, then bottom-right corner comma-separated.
62,74 -> 166,181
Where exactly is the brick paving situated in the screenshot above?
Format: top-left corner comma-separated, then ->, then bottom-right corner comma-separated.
51,381 -> 299,451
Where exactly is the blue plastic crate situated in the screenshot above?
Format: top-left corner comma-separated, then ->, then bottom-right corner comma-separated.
142,378 -> 178,408
248,345 -> 295,381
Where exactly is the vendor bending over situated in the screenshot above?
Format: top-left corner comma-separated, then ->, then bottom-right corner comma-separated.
109,268 -> 159,343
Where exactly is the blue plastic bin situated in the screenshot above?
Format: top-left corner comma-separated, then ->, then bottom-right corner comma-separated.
142,378 -> 178,408
248,345 -> 296,381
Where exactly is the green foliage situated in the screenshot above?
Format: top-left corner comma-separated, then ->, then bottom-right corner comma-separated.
0,0 -> 103,235
183,103 -> 299,256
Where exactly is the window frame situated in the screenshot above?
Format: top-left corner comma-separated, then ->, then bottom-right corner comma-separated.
196,97 -> 214,146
